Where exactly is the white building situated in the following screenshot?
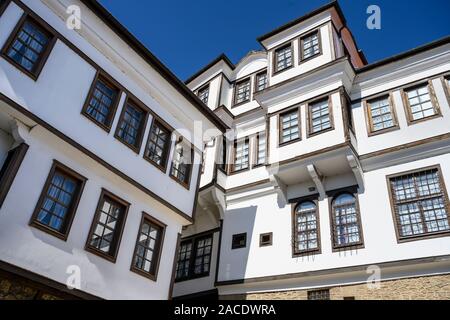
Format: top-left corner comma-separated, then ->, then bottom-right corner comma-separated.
173,1 -> 450,300
0,0 -> 226,299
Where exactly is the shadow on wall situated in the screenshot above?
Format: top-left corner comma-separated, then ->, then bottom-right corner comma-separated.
219,205 -> 257,282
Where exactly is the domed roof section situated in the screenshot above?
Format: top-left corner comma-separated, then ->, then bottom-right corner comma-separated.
234,50 -> 268,79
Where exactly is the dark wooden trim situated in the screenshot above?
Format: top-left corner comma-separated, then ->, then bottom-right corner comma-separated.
181,227 -> 221,240
291,197 -> 322,257
168,232 -> 181,300
215,254 -> 450,286
185,53 -> 235,84
169,137 -> 195,190
306,95 -> 335,138
400,80 -> 442,126
440,74 -> 450,108
386,164 -> 450,244
0,13 -> 57,81
253,69 -> 268,93
253,131 -> 266,167
0,0 -> 9,17
229,137 -> 250,174
327,186 -> 365,252
232,76 -> 252,108
0,260 -> 102,300
80,71 -> 122,133
231,233 -> 247,250
143,116 -> 173,173
259,232 -> 273,247
114,96 -> 149,154
0,92 -> 194,223
363,92 -> 400,137
29,160 -> 87,241
84,188 -> 130,263
130,212 -> 167,281
278,106 -> 301,147
299,28 -> 323,63
214,219 -> 223,284
0,143 -> 29,209
272,41 -> 294,76
195,82 -> 210,105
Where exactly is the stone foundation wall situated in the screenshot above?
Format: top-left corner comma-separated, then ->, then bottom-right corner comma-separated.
220,274 -> 450,300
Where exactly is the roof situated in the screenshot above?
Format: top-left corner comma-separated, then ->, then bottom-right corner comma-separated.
185,53 -> 235,84
79,0 -> 228,132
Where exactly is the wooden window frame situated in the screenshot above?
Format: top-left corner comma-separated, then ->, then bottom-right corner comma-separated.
0,143 -> 29,209
143,116 -> 173,173
231,233 -> 247,249
0,0 -> 9,18
29,160 -> 87,241
175,233 -> 214,282
401,80 -> 442,125
328,186 -> 365,252
1,14 -> 57,80
217,135 -> 228,174
130,212 -> 166,281
278,106 -> 301,147
363,93 -> 399,136
81,71 -> 122,133
230,137 -> 250,174
253,131 -> 266,168
306,96 -> 334,138
254,70 -> 268,93
291,197 -> 321,257
272,42 -> 294,75
441,75 -> 450,107
299,29 -> 322,63
386,165 -> 450,243
169,137 -> 194,189
114,97 -> 149,154
85,189 -> 130,263
232,77 -> 252,107
307,289 -> 330,300
196,83 -> 210,105
259,232 -> 273,247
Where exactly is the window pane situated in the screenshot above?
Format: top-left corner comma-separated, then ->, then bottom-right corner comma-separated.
405,85 -> 436,121
235,79 -> 251,104
275,45 -> 292,72
256,132 -> 266,165
280,110 -> 299,143
332,194 -> 362,247
171,142 -> 192,185
302,32 -> 320,59
133,218 -> 163,276
233,139 -> 249,171
255,72 -> 268,92
145,120 -> 171,167
86,77 -> 118,126
368,96 -> 395,131
197,86 -> 209,104
295,201 -> 319,252
117,102 -> 145,147
310,99 -> 331,134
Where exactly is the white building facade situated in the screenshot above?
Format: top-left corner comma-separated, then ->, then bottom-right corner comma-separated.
173,2 -> 450,300
0,0 -> 226,299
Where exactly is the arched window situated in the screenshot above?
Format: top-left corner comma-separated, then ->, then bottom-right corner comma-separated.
331,193 -> 363,248
293,201 -> 320,255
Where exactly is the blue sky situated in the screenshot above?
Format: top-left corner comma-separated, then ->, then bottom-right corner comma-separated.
98,0 -> 450,81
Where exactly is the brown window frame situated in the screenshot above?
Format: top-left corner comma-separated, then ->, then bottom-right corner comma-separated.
169,138 -> 194,189
299,29 -> 322,62
81,71 -> 122,132
386,165 -> 450,243
0,143 -> 29,209
254,70 -> 268,93
401,80 -> 442,125
196,84 -> 210,105
441,75 -> 450,107
29,160 -> 87,241
232,77 -> 251,107
292,197 -> 321,257
217,135 -> 228,173
1,14 -> 57,80
85,189 -> 130,263
143,116 -> 173,173
175,232 -> 214,282
328,186 -> 365,251
307,289 -> 330,300
130,212 -> 166,281
272,42 -> 293,75
114,97 -> 149,154
363,93 -> 399,136
230,137 -> 250,174
306,96 -> 334,138
231,233 -> 247,249
259,232 -> 273,247
0,0 -> 9,17
278,107 -> 301,147
253,131 -> 266,167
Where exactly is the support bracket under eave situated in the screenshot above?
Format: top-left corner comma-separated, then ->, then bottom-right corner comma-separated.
269,174 -> 287,203
307,164 -> 326,200
347,153 -> 365,192
9,119 -> 29,149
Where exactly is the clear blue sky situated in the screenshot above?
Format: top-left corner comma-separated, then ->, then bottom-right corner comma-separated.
98,0 -> 450,81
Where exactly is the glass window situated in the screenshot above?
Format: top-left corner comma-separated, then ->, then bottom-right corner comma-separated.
255,71 -> 268,92
234,79 -> 251,105
218,135 -> 227,172
294,201 -> 319,253
131,215 -> 165,279
274,44 -> 292,73
176,234 -> 213,281
280,109 -> 299,144
4,17 -> 53,76
256,132 -> 266,166
145,120 -> 171,169
331,193 -> 363,248
87,192 -> 128,259
301,31 -> 320,60
232,233 -> 247,249
308,289 -> 330,300
116,101 -> 146,149
367,96 -> 395,132
84,76 -> 119,128
197,85 -> 209,104
309,99 -> 331,134
389,168 -> 450,239
405,84 -> 437,121
233,138 -> 249,172
170,140 -> 193,186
